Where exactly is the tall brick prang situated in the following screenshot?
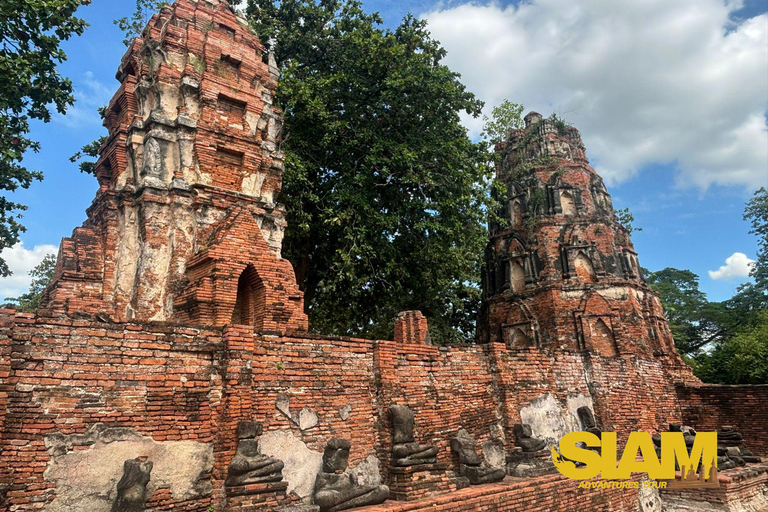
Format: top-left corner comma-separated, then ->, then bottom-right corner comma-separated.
480,111 -> 681,364
39,0 -> 307,332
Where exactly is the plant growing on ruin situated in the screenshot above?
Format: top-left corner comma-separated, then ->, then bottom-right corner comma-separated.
0,0 -> 90,276
615,207 -> 642,234
524,188 -> 547,232
482,100 -> 524,145
115,0 -> 169,46
548,112 -> 570,135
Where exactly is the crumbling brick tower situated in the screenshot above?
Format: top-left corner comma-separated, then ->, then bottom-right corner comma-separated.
39,0 -> 307,332
480,111 -> 682,362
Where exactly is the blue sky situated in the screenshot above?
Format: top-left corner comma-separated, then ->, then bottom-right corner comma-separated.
1,0 -> 766,302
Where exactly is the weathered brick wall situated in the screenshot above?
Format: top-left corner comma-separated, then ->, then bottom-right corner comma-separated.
491,345 -> 685,451
375,341 -> 501,475
0,312 -> 695,511
677,384 -> 768,455
0,313 -> 220,510
214,328 -> 380,474
0,311 -> 12,477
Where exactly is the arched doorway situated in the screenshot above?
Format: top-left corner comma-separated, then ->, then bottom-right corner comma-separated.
231,264 -> 266,329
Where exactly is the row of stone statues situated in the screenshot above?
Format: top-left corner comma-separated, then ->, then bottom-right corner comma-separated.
112,406 -> 762,512
231,404 -> 553,510
225,421 -> 388,512
111,404 -> 553,512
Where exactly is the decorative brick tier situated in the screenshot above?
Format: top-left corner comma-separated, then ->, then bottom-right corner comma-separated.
225,481 -> 302,511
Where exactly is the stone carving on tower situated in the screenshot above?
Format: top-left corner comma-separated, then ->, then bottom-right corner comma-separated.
39,0 -> 307,332
479,112 -> 681,361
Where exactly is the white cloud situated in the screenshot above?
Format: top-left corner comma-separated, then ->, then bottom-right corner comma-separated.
54,71 -> 113,128
708,252 -> 755,280
0,243 -> 58,300
423,0 -> 768,189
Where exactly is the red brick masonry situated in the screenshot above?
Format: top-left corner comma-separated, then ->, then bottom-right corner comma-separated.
1,1 -> 765,511
0,313 -> 714,511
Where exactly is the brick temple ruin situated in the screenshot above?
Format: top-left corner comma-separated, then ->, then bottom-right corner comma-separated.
1,1 -> 766,511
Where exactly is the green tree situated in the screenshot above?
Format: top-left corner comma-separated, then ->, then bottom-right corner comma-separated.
695,311 -> 768,384
482,100 -> 524,145
644,268 -> 734,355
0,0 -> 89,276
114,0 -> 168,46
246,0 -> 495,342
644,189 -> 768,383
732,187 -> 768,312
4,253 -> 56,312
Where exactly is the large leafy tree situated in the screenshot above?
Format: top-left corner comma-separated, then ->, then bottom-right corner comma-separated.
246,0 -> 494,342
732,187 -> 768,312
694,311 -> 768,385
644,268 -> 734,356
0,0 -> 89,276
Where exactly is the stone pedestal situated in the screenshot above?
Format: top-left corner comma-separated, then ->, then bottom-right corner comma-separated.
225,481 -> 299,511
388,463 -> 458,501
506,448 -> 556,477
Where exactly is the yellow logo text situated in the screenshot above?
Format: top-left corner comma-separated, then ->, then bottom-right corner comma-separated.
552,431 -> 717,481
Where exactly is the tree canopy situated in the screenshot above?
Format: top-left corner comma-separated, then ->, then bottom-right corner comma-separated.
246,0 -> 495,342
0,0 -> 89,276
644,268 -> 733,355
735,187 -> 768,312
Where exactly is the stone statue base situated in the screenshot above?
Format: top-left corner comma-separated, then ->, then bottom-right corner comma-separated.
225,481 -> 298,511
226,480 -> 289,497
460,464 -> 507,485
388,463 -> 458,501
506,448 -> 556,478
